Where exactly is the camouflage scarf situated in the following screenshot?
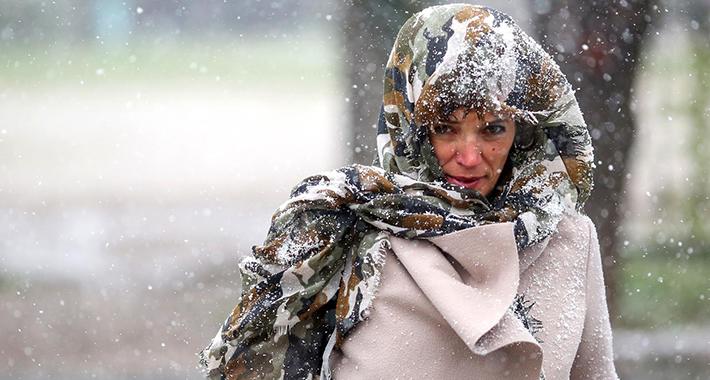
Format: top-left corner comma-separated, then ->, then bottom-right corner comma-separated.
200,4 -> 593,379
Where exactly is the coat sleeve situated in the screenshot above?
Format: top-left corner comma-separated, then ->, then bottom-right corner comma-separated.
569,218 -> 619,380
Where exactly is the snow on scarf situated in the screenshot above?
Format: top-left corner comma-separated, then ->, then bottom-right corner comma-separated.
200,4 -> 593,379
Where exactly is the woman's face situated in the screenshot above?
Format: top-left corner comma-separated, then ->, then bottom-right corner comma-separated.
429,108 -> 516,196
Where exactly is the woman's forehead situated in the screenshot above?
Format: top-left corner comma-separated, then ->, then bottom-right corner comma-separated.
444,107 -> 514,121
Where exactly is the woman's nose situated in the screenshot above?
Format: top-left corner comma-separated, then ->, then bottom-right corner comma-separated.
455,141 -> 483,168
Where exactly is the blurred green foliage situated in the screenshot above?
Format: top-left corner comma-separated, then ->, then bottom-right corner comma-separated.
0,32 -> 336,88
619,253 -> 710,328
648,36 -> 710,255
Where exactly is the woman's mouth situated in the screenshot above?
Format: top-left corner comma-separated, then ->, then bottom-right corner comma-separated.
445,175 -> 485,190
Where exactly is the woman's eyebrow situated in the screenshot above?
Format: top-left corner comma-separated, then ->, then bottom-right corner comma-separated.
485,118 -> 509,125
439,117 -> 462,124
440,116 -> 510,124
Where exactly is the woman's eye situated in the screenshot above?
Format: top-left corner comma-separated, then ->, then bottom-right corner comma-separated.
484,124 -> 506,135
431,125 -> 453,135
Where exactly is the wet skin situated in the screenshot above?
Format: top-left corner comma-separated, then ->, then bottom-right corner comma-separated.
429,108 -> 516,197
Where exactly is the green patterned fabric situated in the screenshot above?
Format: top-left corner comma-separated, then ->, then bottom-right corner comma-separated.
199,4 -> 593,379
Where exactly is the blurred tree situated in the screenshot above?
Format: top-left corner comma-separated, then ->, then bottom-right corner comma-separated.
339,0 -> 433,164
532,0 -> 656,320
93,0 -> 134,45
0,0 -> 94,46
683,3 -> 710,252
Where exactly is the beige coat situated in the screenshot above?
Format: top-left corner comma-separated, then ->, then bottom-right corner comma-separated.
332,212 -> 618,380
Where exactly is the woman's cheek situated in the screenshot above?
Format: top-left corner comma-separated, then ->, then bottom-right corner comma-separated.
438,142 -> 456,165
489,144 -> 508,170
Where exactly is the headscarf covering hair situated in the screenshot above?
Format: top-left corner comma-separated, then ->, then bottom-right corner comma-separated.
200,4 -> 593,379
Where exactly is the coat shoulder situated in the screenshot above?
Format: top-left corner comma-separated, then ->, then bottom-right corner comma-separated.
554,211 -> 596,251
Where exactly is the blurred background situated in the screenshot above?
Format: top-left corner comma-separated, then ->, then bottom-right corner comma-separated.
0,0 -> 708,379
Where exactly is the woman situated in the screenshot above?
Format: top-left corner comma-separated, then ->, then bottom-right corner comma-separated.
200,4 -> 617,379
